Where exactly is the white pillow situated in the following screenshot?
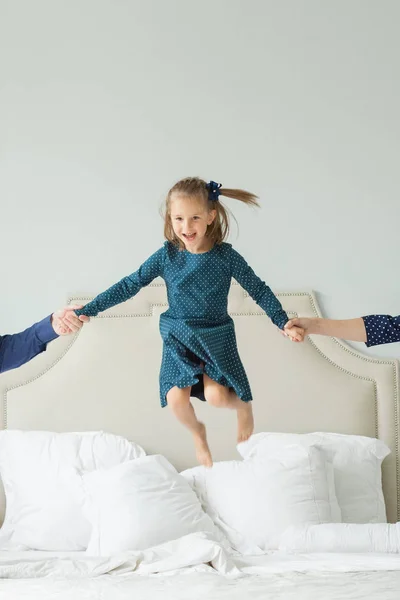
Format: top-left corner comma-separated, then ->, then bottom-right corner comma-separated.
83,455 -> 225,555
182,445 -> 337,554
0,430 -> 145,551
237,432 -> 390,524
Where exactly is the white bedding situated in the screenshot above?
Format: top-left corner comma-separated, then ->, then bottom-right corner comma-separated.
1,533 -> 400,600
0,532 -> 238,578
1,570 -> 400,600
0,429 -> 399,599
280,523 -> 400,553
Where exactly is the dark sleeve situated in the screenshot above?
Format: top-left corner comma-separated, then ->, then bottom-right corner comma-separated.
0,315 -> 58,374
75,246 -> 166,318
363,315 -> 400,347
229,247 -> 289,329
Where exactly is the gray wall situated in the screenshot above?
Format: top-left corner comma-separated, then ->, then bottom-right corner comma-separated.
1,0 -> 399,359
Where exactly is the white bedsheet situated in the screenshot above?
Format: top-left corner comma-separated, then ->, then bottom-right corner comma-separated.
1,533 -> 400,599
1,570 -> 400,600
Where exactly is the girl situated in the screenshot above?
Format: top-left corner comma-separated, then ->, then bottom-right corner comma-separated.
68,178 -> 303,466
286,315 -> 400,347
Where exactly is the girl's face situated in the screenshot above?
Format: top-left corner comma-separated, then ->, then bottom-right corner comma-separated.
170,194 -> 216,252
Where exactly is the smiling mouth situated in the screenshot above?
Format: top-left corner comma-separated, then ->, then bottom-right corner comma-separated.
183,233 -> 196,241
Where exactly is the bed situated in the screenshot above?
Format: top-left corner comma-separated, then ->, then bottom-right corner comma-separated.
0,280 -> 399,599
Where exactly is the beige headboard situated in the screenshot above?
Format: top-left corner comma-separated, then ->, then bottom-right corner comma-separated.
0,281 -> 399,521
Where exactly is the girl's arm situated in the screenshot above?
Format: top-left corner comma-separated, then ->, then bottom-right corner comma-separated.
74,246 -> 165,318
229,247 -> 289,330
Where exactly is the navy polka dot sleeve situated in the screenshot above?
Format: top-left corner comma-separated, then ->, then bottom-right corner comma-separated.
363,314 -> 400,347
75,246 -> 166,317
229,248 -> 289,329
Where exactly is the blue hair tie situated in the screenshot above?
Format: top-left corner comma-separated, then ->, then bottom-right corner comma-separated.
206,180 -> 222,202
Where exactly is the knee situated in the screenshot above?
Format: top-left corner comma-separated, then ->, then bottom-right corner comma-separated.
167,387 -> 190,410
205,387 -> 230,408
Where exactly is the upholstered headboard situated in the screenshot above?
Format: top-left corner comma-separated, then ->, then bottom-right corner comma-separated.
1,281 -> 399,521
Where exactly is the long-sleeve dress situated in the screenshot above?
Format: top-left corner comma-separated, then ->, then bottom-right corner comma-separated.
75,242 -> 288,406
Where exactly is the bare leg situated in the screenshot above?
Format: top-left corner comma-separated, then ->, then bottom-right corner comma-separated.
167,386 -> 212,467
203,374 -> 254,443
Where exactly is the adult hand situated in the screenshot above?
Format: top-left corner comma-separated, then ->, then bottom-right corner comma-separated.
51,305 -> 90,335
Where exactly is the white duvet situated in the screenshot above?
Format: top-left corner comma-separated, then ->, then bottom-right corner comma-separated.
1,530 -> 400,600
3,526 -> 400,579
0,532 -> 239,579
1,552 -> 400,600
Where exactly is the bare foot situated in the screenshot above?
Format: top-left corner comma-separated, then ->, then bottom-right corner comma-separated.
237,402 -> 254,443
193,423 -> 213,468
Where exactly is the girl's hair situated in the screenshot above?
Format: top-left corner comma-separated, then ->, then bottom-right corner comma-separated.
163,176 -> 259,248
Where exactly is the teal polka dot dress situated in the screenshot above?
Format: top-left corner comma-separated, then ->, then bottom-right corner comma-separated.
75,242 -> 288,407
